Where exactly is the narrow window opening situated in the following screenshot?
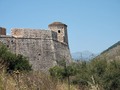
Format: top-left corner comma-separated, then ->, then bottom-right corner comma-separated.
7,45 -> 9,47
58,30 -> 60,33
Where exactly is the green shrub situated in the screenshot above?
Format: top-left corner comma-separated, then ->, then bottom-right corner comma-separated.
0,44 -> 32,72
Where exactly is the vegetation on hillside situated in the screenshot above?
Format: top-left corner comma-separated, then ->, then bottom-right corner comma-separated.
0,43 -> 120,90
0,70 -> 74,90
49,60 -> 77,90
0,44 -> 77,90
50,59 -> 120,90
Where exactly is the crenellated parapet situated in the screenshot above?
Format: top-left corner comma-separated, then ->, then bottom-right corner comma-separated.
11,28 -> 58,41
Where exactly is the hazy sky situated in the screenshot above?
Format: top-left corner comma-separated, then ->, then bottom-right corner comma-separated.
0,0 -> 120,53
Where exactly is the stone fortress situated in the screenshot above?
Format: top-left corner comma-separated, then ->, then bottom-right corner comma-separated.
0,22 -> 72,71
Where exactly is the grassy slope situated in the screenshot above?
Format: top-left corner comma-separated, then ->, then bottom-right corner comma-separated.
0,69 -> 77,90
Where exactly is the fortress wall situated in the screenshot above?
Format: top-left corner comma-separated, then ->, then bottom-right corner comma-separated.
51,31 -> 57,40
13,29 -> 57,71
0,29 -> 58,71
11,28 -> 55,39
0,33 -> 72,71
0,35 -> 16,52
53,40 -> 72,64
0,27 -> 6,35
0,25 -> 72,72
39,39 -> 57,71
15,38 -> 57,71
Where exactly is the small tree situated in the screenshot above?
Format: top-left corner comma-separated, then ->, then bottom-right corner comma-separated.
49,60 -> 77,90
49,65 -> 64,80
0,44 -> 32,73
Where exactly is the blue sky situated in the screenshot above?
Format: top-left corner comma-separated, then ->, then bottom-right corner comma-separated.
0,0 -> 120,53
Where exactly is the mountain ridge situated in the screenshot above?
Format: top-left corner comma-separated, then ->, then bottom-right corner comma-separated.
72,50 -> 97,60
97,41 -> 120,61
101,41 -> 120,54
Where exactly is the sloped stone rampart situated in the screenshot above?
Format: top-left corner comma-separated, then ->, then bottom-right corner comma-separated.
0,27 -> 72,71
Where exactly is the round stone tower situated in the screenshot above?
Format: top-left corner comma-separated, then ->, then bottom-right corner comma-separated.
48,22 -> 68,44
0,27 -> 6,35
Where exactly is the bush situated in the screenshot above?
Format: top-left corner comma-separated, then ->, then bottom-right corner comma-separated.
0,44 -> 32,72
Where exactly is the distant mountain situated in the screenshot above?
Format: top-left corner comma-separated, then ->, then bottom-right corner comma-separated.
72,51 -> 97,61
72,41 -> 120,61
98,41 -> 120,61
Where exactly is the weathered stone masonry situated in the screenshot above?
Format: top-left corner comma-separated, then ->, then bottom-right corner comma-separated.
0,22 -> 72,72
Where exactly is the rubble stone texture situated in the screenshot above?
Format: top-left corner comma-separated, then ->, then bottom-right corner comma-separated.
0,22 -> 72,72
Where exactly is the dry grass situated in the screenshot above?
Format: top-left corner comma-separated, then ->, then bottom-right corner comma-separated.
0,69 -> 78,90
0,71 -> 56,90
56,83 -> 78,90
